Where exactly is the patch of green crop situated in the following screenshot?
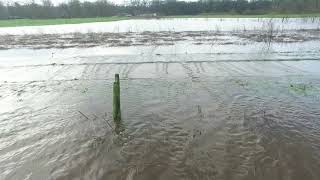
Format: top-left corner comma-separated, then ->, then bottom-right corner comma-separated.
0,16 -> 130,27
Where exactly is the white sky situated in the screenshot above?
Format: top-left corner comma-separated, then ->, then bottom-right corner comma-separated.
2,0 -> 197,5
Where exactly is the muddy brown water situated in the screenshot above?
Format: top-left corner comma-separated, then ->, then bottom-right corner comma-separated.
1,18 -> 320,180
1,63 -> 320,180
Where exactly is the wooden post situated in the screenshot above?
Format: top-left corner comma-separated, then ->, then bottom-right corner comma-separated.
113,74 -> 121,122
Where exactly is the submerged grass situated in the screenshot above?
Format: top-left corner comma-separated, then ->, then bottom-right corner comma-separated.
288,83 -> 319,95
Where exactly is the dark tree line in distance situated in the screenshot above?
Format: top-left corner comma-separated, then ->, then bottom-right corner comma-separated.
0,0 -> 319,19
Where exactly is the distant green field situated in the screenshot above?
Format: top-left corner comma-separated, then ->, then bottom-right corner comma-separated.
0,13 -> 320,27
0,16 -> 130,27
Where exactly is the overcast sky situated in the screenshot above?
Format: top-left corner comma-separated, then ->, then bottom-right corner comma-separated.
2,0 -> 197,5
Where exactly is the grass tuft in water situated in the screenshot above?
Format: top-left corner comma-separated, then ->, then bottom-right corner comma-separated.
289,83 -> 314,95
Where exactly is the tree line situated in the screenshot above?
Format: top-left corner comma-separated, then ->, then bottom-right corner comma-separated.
0,0 -> 319,19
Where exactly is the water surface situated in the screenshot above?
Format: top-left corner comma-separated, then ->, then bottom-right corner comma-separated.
0,18 -> 320,180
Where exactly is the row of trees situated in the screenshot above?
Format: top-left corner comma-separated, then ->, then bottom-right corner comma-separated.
0,0 -> 118,19
0,0 -> 319,19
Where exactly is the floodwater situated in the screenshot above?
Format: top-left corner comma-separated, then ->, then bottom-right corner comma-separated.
0,18 -> 320,35
0,18 -> 320,180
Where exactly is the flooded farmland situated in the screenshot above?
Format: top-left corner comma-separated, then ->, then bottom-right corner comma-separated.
1,18 -> 320,180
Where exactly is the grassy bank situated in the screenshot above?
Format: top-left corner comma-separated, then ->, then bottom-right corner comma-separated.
0,16 -> 130,27
0,13 -> 320,27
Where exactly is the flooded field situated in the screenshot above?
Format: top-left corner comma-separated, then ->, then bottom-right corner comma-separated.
1,18 -> 320,180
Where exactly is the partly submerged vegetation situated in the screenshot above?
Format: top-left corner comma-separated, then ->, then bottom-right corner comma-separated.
289,83 -> 316,95
2,29 -> 320,49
